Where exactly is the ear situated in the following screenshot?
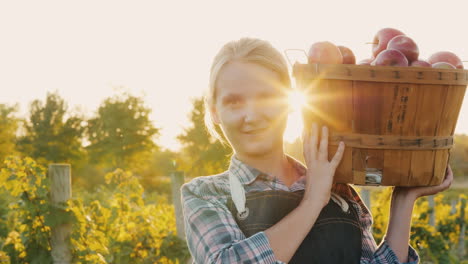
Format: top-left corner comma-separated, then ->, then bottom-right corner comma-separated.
210,106 -> 221,125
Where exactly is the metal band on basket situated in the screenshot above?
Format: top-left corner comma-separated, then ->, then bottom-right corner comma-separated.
329,133 -> 454,150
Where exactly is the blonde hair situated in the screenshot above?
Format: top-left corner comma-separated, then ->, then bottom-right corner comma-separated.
204,37 -> 291,145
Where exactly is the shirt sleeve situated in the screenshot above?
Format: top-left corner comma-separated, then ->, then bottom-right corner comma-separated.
370,239 -> 419,264
357,201 -> 420,264
181,182 -> 283,264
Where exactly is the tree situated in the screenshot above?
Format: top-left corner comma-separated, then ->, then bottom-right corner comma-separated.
86,93 -> 160,171
177,97 -> 231,177
450,133 -> 468,179
0,104 -> 19,164
16,92 -> 86,166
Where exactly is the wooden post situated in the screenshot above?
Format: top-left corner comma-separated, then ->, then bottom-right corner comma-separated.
171,171 -> 185,240
450,199 -> 457,215
48,164 -> 72,264
458,197 -> 466,259
428,195 -> 435,227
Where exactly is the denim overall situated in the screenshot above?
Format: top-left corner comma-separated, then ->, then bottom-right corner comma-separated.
227,189 -> 362,263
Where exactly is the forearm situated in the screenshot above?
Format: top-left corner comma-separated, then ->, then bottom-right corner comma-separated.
265,199 -> 323,263
385,189 -> 416,263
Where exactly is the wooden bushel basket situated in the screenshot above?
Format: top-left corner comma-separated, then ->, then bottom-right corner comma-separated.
293,63 -> 468,186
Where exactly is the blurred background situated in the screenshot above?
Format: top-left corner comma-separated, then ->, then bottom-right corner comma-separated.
0,1 -> 466,263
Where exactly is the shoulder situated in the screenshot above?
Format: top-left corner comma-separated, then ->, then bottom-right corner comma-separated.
181,171 -> 231,201
333,183 -> 371,216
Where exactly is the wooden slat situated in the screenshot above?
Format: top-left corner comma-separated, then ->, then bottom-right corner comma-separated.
381,82 -> 415,185
432,84 -> 467,185
381,82 -> 400,186
351,81 -> 385,184
410,83 -> 446,185
326,79 -> 354,184
293,63 -> 468,85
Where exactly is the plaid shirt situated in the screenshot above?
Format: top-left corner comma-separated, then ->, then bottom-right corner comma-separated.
181,154 -> 419,264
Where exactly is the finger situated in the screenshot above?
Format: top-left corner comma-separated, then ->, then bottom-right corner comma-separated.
318,126 -> 329,161
309,123 -> 318,160
445,165 -> 454,188
446,165 -> 453,179
433,167 -> 454,192
330,141 -> 345,168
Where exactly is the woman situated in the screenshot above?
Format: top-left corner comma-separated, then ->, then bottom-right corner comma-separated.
181,37 -> 452,264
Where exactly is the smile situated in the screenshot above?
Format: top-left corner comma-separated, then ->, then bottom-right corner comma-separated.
243,127 -> 268,135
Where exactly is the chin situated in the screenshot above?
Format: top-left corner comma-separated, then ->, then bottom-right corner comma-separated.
239,139 -> 281,157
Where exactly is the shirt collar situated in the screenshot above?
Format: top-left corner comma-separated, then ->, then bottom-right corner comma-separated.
228,154 -> 307,185
228,155 -> 262,185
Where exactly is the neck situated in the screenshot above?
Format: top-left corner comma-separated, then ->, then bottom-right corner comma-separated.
235,147 -> 296,186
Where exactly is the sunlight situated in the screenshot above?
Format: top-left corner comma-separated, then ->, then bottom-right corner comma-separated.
287,89 -> 307,112
284,89 -> 307,143
284,109 -> 303,143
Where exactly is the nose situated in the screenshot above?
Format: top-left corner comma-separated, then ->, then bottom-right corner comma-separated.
242,101 -> 263,124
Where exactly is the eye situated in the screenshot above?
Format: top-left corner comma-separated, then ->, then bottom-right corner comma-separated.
223,96 -> 244,107
228,98 -> 241,105
258,93 -> 283,106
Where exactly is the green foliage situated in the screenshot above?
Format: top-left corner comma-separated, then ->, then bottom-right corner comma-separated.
0,156 -> 189,263
16,92 -> 86,167
86,93 -> 160,171
0,104 -> 20,165
0,156 -> 53,263
367,187 -> 468,263
177,97 -> 231,177
69,169 -> 189,263
138,149 -> 179,193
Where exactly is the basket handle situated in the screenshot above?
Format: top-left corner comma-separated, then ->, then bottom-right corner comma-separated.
284,49 -> 308,68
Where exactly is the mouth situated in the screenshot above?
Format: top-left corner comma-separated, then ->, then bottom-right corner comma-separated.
243,127 -> 268,135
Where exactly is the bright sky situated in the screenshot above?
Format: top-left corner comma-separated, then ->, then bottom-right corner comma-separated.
1,0 -> 468,151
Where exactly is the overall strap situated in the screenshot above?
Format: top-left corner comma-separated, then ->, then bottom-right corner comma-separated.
229,171 -> 248,219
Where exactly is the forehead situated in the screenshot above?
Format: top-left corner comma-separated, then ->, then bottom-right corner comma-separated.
215,61 -> 283,98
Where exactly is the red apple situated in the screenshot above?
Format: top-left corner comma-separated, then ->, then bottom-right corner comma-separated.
387,35 -> 419,62
410,60 -> 431,67
357,58 -> 373,65
371,49 -> 408,67
308,41 -> 343,64
337,45 -> 356,64
372,28 -> 405,58
431,62 -> 456,69
428,51 -> 464,69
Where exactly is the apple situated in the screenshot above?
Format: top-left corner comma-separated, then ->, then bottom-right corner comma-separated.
372,28 -> 405,58
431,62 -> 456,69
371,49 -> 408,67
428,51 -> 464,69
308,41 -> 343,64
387,35 -> 419,62
410,60 -> 431,67
337,45 -> 356,64
357,58 -> 373,65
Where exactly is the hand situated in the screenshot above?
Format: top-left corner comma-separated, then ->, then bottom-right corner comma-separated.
393,165 -> 454,201
301,123 -> 345,208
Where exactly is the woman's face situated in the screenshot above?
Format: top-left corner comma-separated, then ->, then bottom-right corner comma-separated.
212,61 -> 289,157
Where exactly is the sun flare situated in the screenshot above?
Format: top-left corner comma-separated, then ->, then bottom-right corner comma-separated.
284,89 -> 307,143
287,89 -> 307,112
